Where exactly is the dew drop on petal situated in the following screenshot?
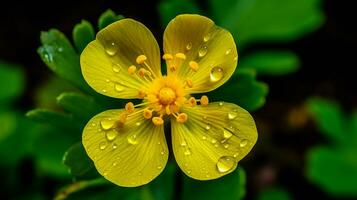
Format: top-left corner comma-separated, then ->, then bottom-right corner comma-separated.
228,110 -> 238,120
112,143 -> 118,149
205,124 -> 211,130
186,42 -> 192,50
114,83 -> 125,92
198,45 -> 208,57
216,156 -> 236,173
225,48 -> 232,55
210,67 -> 223,82
99,141 -> 107,150
106,130 -> 117,141
223,130 -> 233,139
240,139 -> 248,147
105,42 -> 117,56
184,149 -> 191,156
100,119 -> 115,130
203,33 -> 210,42
127,134 -> 138,145
180,140 -> 187,147
234,56 -> 238,61
112,64 -> 121,73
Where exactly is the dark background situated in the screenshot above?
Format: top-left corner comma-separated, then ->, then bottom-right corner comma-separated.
0,0 -> 355,199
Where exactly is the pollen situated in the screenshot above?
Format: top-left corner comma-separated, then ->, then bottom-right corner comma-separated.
136,55 -> 147,64
175,53 -> 186,60
159,87 -> 176,105
177,113 -> 188,123
138,68 -> 147,77
162,53 -> 174,60
189,61 -> 199,71
186,79 -> 193,88
143,108 -> 153,119
119,113 -> 128,124
188,97 -> 197,107
152,117 -> 164,125
200,95 -> 209,106
125,102 -> 135,113
128,65 -> 137,74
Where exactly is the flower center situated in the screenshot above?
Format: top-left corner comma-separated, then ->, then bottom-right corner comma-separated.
158,87 -> 176,105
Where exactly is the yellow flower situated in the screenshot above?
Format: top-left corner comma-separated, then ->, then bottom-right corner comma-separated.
80,14 -> 258,187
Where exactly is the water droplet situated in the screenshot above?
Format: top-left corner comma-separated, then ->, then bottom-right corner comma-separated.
228,111 -> 238,120
91,123 -> 96,127
112,64 -> 120,72
114,83 -> 125,92
225,48 -> 232,55
202,136 -> 207,140
234,56 -> 238,61
102,89 -> 107,93
205,125 -> 211,130
224,144 -> 229,149
135,122 -> 141,126
210,67 -> 223,82
105,42 -> 117,56
184,163 -> 189,167
100,119 -> 115,130
161,151 -> 165,155
112,161 -> 117,166
211,139 -> 217,144
223,130 -> 233,139
186,42 -> 192,50
214,144 -> 219,147
106,130 -> 117,141
103,171 -> 108,176
127,134 -> 138,145
138,172 -> 143,176
219,102 -> 224,106
198,45 -> 208,57
203,33 -> 210,42
105,79 -> 110,83
157,165 -> 162,169
112,143 -> 118,149
184,149 -> 191,155
233,153 -> 239,158
187,170 -> 191,174
157,142 -> 161,145
180,140 -> 187,146
216,156 -> 236,173
99,141 -> 107,150
240,139 -> 248,147
58,47 -> 63,52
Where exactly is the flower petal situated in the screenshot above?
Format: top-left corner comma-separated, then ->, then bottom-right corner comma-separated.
171,102 -> 257,180
83,109 -> 168,187
163,14 -> 238,93
81,19 -> 162,99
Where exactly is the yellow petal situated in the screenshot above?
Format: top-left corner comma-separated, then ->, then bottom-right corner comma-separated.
81,19 -> 162,99
171,102 -> 257,180
163,14 -> 238,93
82,109 -> 168,187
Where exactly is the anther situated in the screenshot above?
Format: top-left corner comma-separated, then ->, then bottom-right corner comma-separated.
175,53 -> 186,60
152,117 -> 164,125
188,97 -> 197,107
138,68 -> 147,77
136,55 -> 147,64
200,95 -> 209,106
138,90 -> 146,99
119,113 -> 128,124
143,108 -> 153,119
125,102 -> 135,113
169,65 -> 177,72
165,106 -> 171,115
186,79 -> 193,88
177,113 -> 188,123
162,54 -> 173,60
189,61 -> 199,71
128,65 -> 137,74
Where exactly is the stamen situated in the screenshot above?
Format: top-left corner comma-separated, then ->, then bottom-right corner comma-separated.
128,65 -> 137,75
186,79 -> 193,88
136,55 -> 147,64
189,61 -> 199,72
143,108 -> 153,119
125,102 -> 135,113
138,90 -> 146,99
162,54 -> 173,60
119,113 -> 127,124
169,65 -> 177,72
175,53 -> 186,60
165,105 -> 171,115
188,97 -> 197,107
177,113 -> 188,123
200,95 -> 209,106
138,68 -> 147,77
152,117 -> 164,125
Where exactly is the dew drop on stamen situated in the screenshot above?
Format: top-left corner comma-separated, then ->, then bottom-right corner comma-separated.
198,45 -> 208,57
186,42 -> 192,50
210,67 -> 223,82
99,141 -> 107,150
240,139 -> 248,147
105,42 -> 117,56
216,156 -> 236,173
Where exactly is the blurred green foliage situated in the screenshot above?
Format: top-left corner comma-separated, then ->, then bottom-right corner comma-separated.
257,188 -> 292,200
306,98 -> 357,196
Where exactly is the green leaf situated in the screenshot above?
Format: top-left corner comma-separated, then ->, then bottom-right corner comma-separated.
307,146 -> 357,196
0,111 -> 17,142
98,9 -> 124,30
148,162 -> 176,200
240,51 -> 300,76
57,92 -> 105,124
257,188 -> 293,200
72,20 -> 95,53
63,142 -> 98,179
26,108 -> 80,132
158,0 -> 201,26
210,0 -> 325,47
38,29 -> 90,92
306,98 -> 345,144
181,167 -> 246,200
0,61 -> 24,104
208,69 -> 268,111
